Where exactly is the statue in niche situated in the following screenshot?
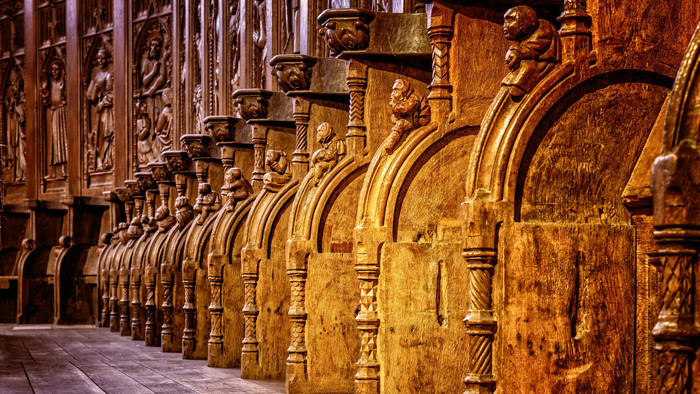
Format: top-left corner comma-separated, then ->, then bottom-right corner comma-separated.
41,58 -> 68,178
5,70 -> 25,182
86,47 -> 114,171
140,29 -> 169,137
193,84 -> 204,134
193,183 -> 221,225
175,195 -> 194,227
263,149 -> 291,188
251,0 -> 266,88
385,79 -> 430,153
136,99 -> 158,165
155,205 -> 176,231
229,0 -> 240,94
311,122 -> 345,185
154,87 -> 173,154
141,31 -> 167,97
223,167 -> 252,211
502,5 -> 560,97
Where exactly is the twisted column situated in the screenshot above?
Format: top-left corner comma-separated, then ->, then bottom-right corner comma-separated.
161,275 -> 174,350
208,275 -> 224,358
292,98 -> 311,179
463,248 -> 497,393
182,278 -> 196,353
242,272 -> 260,356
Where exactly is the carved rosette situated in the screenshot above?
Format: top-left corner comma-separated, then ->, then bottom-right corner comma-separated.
270,55 -> 316,93
232,89 -> 273,121
318,9 -> 375,56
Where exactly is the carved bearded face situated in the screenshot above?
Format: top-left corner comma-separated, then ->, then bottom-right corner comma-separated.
316,122 -> 334,144
148,38 -> 162,59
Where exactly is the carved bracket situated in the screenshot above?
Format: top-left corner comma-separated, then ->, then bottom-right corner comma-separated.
318,9 -> 376,56
270,54 -> 317,93
162,150 -> 193,173
181,134 -> 216,160
233,89 -> 273,121
147,161 -> 172,184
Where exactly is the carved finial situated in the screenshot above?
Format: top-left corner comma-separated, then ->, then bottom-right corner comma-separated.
558,0 -> 593,62
502,6 -> 561,97
311,123 -> 346,185
384,79 -> 430,153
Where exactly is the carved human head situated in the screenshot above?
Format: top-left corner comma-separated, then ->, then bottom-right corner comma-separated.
391,79 -> 411,99
96,48 -> 110,69
316,122 -> 335,144
198,182 -> 212,195
503,6 -> 538,41
147,35 -> 163,59
49,60 -> 63,80
162,87 -> 173,106
155,205 -> 169,221
224,167 -> 242,186
265,149 -> 288,174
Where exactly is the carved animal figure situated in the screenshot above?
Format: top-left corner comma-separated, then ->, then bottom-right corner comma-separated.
311,122 -> 346,185
385,79 -> 430,153
193,183 -> 221,225
502,5 -> 560,97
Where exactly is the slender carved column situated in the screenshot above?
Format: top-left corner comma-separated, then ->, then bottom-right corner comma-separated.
346,60 -> 368,155
427,3 -> 454,118
241,248 -> 262,367
100,235 -> 112,327
461,201 -> 506,394
463,248 -> 497,393
251,125 -> 268,191
161,271 -> 174,344
242,272 -> 259,354
652,229 -> 700,393
354,225 -> 387,393
128,180 -> 145,340
286,249 -> 308,375
292,98 -> 311,180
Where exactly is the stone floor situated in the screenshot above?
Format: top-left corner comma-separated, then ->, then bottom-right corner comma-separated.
0,324 -> 284,394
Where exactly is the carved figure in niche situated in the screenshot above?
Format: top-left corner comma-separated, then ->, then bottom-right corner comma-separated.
41,59 -> 68,178
193,84 -> 204,134
86,47 -> 115,171
155,205 -> 176,231
223,167 -> 252,211
229,0 -> 240,93
175,195 -> 194,227
193,183 -> 221,225
251,0 -> 266,88
136,99 -> 158,165
385,79 -> 430,153
263,149 -> 291,188
502,6 -> 560,97
5,70 -> 25,182
311,122 -> 345,185
154,87 -> 173,154
141,31 -> 167,97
